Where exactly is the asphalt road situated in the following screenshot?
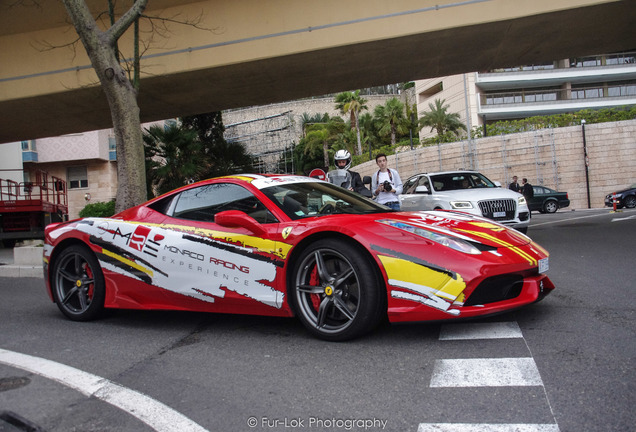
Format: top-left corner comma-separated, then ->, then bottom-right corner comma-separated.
0,208 -> 634,432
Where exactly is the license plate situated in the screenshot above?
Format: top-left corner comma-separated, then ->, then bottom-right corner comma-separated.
538,258 -> 549,273
493,211 -> 506,218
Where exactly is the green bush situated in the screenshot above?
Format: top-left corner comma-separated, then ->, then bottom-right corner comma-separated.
79,200 -> 116,218
473,105 -> 636,138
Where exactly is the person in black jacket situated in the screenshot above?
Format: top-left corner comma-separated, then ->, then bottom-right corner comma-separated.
327,150 -> 367,195
521,178 -> 534,200
508,176 -> 520,192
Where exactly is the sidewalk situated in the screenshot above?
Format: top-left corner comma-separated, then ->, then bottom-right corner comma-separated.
0,246 -> 44,278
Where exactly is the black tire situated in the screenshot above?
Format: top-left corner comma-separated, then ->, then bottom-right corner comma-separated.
290,238 -> 385,341
51,245 -> 105,321
624,195 -> 636,209
543,200 -> 559,214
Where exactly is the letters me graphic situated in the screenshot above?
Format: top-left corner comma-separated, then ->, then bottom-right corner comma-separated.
130,226 -> 151,251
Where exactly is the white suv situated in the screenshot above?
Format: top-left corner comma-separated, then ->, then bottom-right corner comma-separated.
399,171 -> 530,233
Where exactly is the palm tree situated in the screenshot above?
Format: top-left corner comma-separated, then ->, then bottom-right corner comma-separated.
334,90 -> 367,155
144,113 -> 253,197
143,123 -> 202,196
299,112 -> 330,137
359,112 -> 379,158
373,97 -> 408,146
419,99 -> 467,141
301,117 -> 346,169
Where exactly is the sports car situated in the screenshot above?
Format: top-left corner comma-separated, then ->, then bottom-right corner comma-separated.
43,174 -> 554,341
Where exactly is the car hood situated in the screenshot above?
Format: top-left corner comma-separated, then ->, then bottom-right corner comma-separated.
432,188 -> 522,201
327,210 -> 531,248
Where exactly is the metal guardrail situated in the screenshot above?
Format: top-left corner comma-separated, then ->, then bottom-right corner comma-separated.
480,83 -> 636,107
0,171 -> 67,209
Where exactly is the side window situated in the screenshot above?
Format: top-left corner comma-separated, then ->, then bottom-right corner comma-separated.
417,176 -> 430,190
171,183 -> 278,224
403,178 -> 418,194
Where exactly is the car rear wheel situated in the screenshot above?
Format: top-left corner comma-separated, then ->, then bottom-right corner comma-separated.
543,200 -> 559,213
51,245 -> 105,321
624,195 -> 636,209
290,239 -> 384,341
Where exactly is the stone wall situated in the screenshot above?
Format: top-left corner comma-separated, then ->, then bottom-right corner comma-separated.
353,119 -> 636,210
222,95 -> 403,172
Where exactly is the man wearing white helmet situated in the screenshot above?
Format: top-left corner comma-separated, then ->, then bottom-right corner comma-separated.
327,149 -> 367,195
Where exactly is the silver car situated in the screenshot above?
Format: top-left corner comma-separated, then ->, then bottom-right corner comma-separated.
399,171 -> 530,233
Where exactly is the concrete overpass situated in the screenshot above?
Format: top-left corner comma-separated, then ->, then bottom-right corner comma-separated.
1,0 -> 634,144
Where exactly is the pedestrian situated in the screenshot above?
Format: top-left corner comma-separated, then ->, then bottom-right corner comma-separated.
327,150 -> 368,195
521,178 -> 534,200
371,153 -> 403,211
508,175 -> 520,192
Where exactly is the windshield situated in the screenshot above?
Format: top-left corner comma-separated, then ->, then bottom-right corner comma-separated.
430,172 -> 496,192
261,181 -> 390,220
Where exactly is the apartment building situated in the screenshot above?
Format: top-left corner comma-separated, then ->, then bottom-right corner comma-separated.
16,130 -> 118,219
415,51 -> 636,139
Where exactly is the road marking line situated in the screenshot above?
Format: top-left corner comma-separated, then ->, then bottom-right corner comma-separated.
430,358 -> 543,387
439,322 -> 523,340
0,348 -> 208,432
611,215 -> 636,222
531,211 -> 616,227
417,423 -> 560,431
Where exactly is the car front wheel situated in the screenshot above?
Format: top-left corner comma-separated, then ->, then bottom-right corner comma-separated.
51,245 -> 105,321
624,195 -> 636,209
290,239 -> 385,341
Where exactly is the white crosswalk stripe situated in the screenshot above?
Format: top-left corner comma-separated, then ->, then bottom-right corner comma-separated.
417,423 -> 560,432
419,321 -> 560,431
430,357 -> 543,387
438,321 -> 523,340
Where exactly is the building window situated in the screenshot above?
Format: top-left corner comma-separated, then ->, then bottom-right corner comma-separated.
21,140 -> 36,151
68,166 -> 88,189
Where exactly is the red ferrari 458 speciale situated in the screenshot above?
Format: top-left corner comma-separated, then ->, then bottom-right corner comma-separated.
43,174 -> 554,340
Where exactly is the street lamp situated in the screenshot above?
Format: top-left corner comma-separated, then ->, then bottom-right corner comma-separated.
581,119 -> 591,209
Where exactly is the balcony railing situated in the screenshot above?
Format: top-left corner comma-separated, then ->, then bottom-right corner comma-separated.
486,51 -> 636,73
480,83 -> 636,107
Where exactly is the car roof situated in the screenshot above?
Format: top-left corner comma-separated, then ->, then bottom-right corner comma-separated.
408,170 -> 479,178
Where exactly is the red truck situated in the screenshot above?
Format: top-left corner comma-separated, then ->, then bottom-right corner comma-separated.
0,170 -> 68,246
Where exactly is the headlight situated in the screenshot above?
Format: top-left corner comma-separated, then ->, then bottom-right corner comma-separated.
378,220 -> 481,255
450,201 -> 473,209
518,196 -> 527,205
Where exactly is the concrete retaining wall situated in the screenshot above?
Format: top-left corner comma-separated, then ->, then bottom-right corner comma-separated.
354,119 -> 636,210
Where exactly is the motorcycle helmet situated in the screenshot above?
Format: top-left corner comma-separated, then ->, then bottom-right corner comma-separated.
334,149 -> 352,170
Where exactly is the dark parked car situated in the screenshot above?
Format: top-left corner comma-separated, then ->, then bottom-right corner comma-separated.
605,183 -> 636,209
528,186 -> 570,213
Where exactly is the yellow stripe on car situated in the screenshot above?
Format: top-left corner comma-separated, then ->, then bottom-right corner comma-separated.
101,248 -> 153,277
378,255 -> 466,302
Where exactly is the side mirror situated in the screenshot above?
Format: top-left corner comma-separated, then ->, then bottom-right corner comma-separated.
494,181 -> 502,187
363,176 -> 372,186
415,185 -> 430,194
214,210 -> 266,236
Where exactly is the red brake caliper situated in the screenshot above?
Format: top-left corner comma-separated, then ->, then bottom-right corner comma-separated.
309,265 -> 321,311
84,263 -> 94,300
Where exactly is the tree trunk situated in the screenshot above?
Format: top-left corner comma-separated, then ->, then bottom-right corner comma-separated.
323,140 -> 329,169
63,0 -> 148,213
354,113 -> 362,155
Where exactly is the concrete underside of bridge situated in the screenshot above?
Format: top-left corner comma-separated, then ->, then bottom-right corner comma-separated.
0,0 -> 635,143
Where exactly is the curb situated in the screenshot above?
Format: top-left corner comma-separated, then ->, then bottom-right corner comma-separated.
0,265 -> 43,278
